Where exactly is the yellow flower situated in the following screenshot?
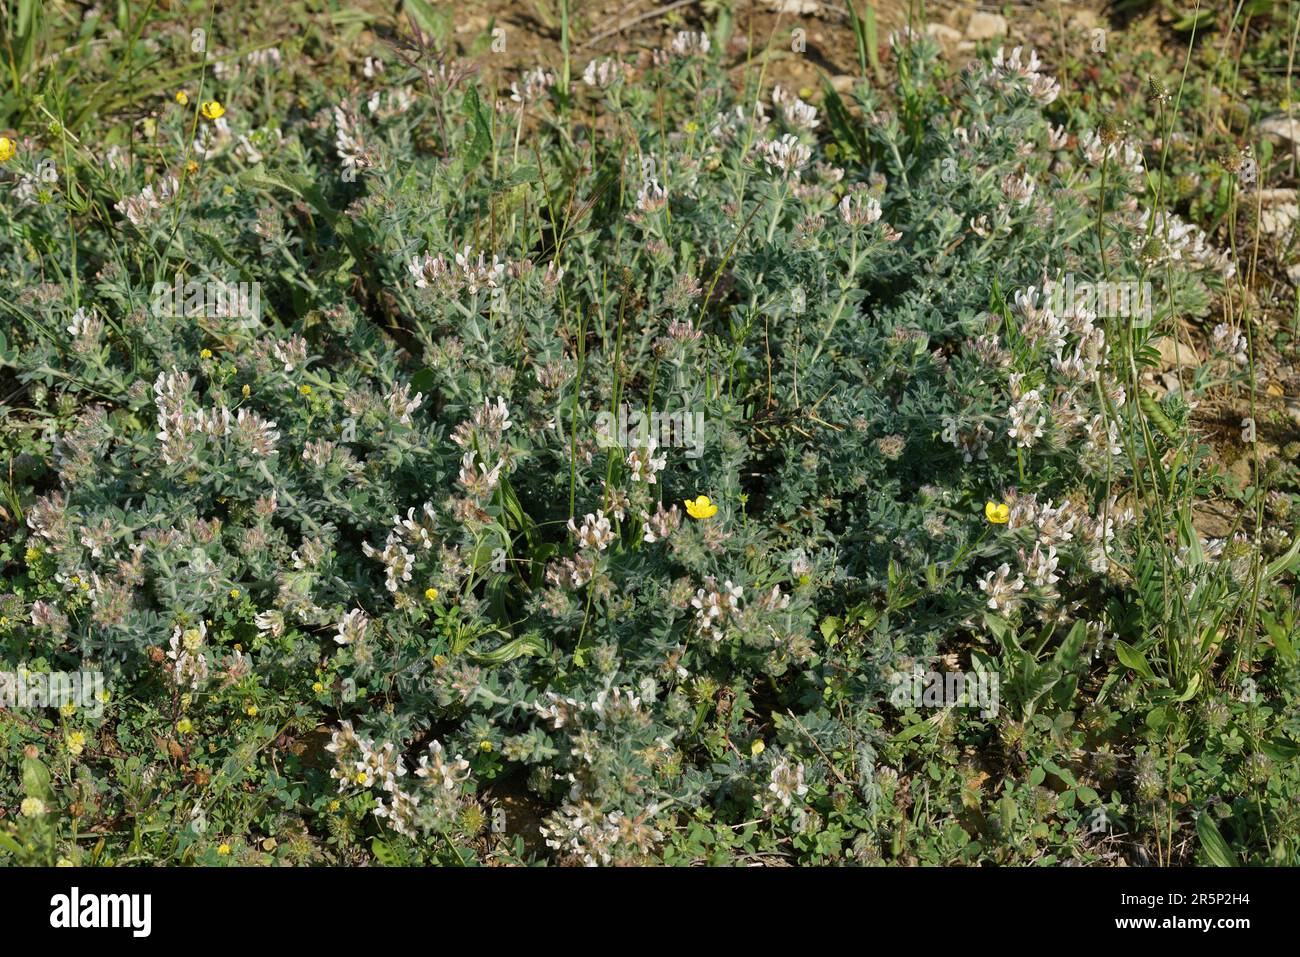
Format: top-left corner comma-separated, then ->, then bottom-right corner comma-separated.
186,159 -> 199,174
312,681 -> 324,693
176,718 -> 193,734
245,705 -> 259,717
984,501 -> 1010,524
299,384 -> 312,395
479,740 -> 493,753
425,587 -> 439,602
217,843 -> 231,855
56,858 -> 74,867
684,495 -> 718,520
200,348 -> 213,359
241,384 -> 251,397
750,739 -> 765,757
65,731 -> 86,756
0,137 -> 15,162
328,800 -> 341,812
175,91 -> 189,105
229,588 -> 240,599
59,702 -> 76,718
356,770 -> 369,785
200,100 -> 226,120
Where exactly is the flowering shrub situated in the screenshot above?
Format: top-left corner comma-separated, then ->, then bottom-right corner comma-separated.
0,10 -> 1296,866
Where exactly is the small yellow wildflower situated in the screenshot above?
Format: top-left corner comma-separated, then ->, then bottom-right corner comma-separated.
200,348 -> 213,359
59,702 -> 76,718
20,797 -> 45,818
0,137 -> 15,162
684,495 -> 718,520
479,740 -> 493,753
186,159 -> 199,174
312,681 -> 324,693
241,384 -> 251,397
328,800 -> 341,812
751,740 -> 765,757
299,384 -> 312,396
200,100 -> 226,120
56,858 -> 74,867
217,843 -> 231,855
65,731 -> 86,756
356,770 -> 369,785
425,587 -> 439,601
177,718 -> 193,734
245,704 -> 259,717
984,501 -> 1010,524
175,91 -> 189,106
229,588 -> 240,599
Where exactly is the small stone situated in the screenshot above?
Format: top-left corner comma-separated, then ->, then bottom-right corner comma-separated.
926,23 -> 963,47
965,12 -> 1008,40
1155,335 -> 1200,370
1260,114 -> 1300,145
1256,189 -> 1299,236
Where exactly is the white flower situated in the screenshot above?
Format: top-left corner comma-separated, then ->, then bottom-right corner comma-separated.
510,67 -> 555,104
670,30 -> 710,58
568,509 -> 616,551
757,134 -> 812,180
626,439 -> 667,483
978,563 -> 1025,612
582,58 -> 623,89
334,608 -> 370,645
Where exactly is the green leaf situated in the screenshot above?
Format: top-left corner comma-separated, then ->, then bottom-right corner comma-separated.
21,757 -> 52,800
1114,640 -> 1156,681
1196,813 -> 1236,867
461,86 -> 493,173
469,632 -> 547,664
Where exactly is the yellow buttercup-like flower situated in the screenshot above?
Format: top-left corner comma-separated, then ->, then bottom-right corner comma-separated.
175,91 -> 189,106
425,587 -> 439,602
684,495 -> 718,520
200,100 -> 226,120
0,137 -> 16,162
985,501 -> 1010,524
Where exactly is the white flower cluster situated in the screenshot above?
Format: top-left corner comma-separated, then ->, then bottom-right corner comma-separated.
408,243 -> 509,297
540,800 -> 665,866
115,176 -> 180,227
510,67 -> 555,104
568,509 -> 616,551
327,722 -> 470,840
756,133 -> 812,180
691,577 -> 744,641
988,46 -> 1060,105
582,57 -> 624,89
168,621 -> 210,690
153,370 -> 280,465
